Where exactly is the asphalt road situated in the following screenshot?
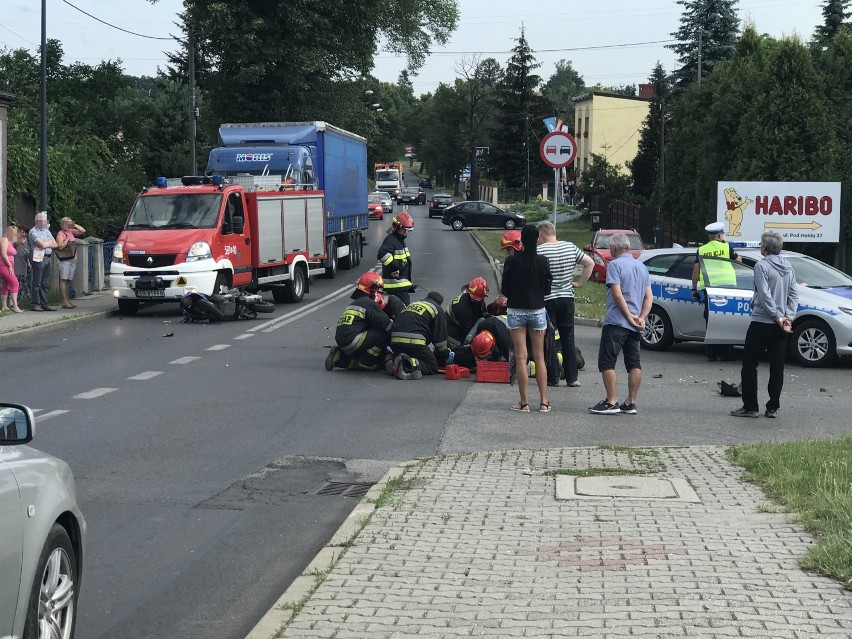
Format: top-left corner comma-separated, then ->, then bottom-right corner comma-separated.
4,170 -> 852,638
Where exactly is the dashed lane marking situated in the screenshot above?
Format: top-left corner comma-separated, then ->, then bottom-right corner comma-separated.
205,344 -> 231,351
234,334 -> 254,340
73,388 -> 117,400
127,371 -> 164,381
35,409 -> 70,422
170,356 -> 201,365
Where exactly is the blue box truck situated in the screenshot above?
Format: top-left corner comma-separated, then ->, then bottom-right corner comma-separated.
207,121 -> 369,277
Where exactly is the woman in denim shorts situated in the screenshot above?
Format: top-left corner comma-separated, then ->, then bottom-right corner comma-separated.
500,224 -> 553,412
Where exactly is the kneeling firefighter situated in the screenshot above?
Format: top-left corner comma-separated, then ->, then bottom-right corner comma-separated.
377,212 -> 415,306
451,296 -> 514,369
388,291 -> 450,379
326,272 -> 393,371
446,276 -> 489,349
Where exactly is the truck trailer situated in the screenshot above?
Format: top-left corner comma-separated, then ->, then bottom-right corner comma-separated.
207,121 -> 369,277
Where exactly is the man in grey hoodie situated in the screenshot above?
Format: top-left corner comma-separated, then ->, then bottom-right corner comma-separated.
731,231 -> 798,418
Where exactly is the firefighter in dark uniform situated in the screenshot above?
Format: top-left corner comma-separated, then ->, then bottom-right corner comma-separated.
377,212 -> 415,306
451,296 -> 513,369
691,221 -> 742,361
446,276 -> 489,349
325,272 -> 392,371
388,291 -> 449,379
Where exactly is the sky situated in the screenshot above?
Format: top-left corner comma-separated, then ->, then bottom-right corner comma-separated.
2,0 -> 827,95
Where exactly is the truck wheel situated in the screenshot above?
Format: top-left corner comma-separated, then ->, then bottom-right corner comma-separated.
323,239 -> 338,278
271,287 -> 288,304
117,300 -> 139,316
340,234 -> 355,270
353,236 -> 361,266
213,272 -> 230,295
284,265 -> 306,303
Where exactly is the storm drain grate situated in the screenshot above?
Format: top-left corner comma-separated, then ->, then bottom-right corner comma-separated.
307,481 -> 374,498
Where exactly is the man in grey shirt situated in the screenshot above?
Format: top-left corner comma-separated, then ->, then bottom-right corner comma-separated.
731,231 -> 798,419
28,211 -> 58,311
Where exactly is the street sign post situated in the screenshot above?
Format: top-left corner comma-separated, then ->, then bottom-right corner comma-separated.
539,131 -> 578,222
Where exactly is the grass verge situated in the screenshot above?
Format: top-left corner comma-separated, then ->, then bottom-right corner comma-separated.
727,437 -> 852,589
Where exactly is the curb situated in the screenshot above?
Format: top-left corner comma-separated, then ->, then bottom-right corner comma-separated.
467,230 -> 603,329
0,306 -> 116,341
244,462 -> 411,639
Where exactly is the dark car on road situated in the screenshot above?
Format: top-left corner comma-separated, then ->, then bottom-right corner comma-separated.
397,186 -> 426,205
441,201 -> 526,230
419,178 -> 432,189
428,193 -> 454,218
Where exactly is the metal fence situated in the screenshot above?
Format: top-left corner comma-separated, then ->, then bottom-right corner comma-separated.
588,195 -> 691,248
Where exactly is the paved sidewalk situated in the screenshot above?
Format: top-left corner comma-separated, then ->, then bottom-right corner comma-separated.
250,446 -> 851,638
0,292 -> 117,336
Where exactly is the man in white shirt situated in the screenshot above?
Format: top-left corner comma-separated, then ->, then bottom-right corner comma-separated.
28,212 -> 58,311
536,221 -> 594,387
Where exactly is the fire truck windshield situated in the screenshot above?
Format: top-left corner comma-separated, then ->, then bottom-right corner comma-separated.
127,193 -> 223,230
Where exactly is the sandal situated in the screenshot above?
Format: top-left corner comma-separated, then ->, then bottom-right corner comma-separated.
510,403 -> 530,413
539,402 -> 552,413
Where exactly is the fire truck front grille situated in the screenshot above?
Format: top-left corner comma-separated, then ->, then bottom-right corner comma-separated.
128,254 -> 178,268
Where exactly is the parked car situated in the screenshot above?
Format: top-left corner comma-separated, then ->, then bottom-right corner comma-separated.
419,177 -> 432,189
397,186 -> 426,205
638,247 -> 852,367
441,201 -> 526,231
584,229 -> 646,282
1,402 -> 85,639
370,190 -> 393,214
428,193 -> 454,218
367,194 -> 384,220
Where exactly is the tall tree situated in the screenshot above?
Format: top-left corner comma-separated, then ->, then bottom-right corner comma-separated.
456,56 -> 501,197
815,0 -> 851,41
541,59 -> 585,122
629,63 -> 671,200
167,0 -> 458,125
491,28 -> 544,198
668,0 -> 740,89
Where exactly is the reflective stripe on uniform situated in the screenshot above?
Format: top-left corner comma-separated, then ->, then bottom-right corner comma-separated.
384,279 -> 413,289
391,335 -> 428,345
341,331 -> 368,354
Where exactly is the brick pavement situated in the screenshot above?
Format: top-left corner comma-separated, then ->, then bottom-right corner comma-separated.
251,446 -> 852,638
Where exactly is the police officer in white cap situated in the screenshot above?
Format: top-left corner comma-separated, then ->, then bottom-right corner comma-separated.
691,221 -> 742,361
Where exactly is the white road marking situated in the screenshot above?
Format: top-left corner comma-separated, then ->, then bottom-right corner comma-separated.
127,371 -> 164,381
262,289 -> 353,333
170,356 -> 201,365
36,410 -> 70,422
205,344 -> 231,351
73,388 -> 117,400
234,333 -> 254,340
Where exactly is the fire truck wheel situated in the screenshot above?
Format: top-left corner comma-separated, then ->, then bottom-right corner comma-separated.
284,266 -> 306,303
213,272 -> 230,295
117,300 -> 139,316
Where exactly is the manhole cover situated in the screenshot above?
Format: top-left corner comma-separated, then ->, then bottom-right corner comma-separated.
555,475 -> 700,502
307,481 -> 373,498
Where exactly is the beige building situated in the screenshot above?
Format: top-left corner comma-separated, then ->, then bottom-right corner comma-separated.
573,91 -> 651,179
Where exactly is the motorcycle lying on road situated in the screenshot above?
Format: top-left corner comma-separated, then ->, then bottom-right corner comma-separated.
180,288 -> 275,323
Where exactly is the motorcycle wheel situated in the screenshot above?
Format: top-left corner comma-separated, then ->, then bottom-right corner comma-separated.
197,298 -> 225,322
248,301 -> 275,314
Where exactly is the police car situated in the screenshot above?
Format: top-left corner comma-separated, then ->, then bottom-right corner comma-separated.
637,245 -> 852,367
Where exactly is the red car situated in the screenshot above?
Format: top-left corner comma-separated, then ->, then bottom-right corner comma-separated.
583,229 -> 646,282
368,194 -> 384,220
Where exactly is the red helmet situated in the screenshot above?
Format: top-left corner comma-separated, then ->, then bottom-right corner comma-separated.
356,272 -> 384,294
471,330 -> 496,360
500,230 -> 522,251
487,295 -> 508,316
466,277 -> 489,301
392,212 -> 415,231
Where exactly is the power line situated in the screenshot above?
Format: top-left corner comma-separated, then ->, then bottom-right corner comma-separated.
380,39 -> 678,57
60,0 -> 175,40
0,23 -> 38,47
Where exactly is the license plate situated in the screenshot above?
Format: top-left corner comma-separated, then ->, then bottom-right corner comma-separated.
135,289 -> 165,298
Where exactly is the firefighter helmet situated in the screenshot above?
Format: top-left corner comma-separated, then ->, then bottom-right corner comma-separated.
471,330 -> 496,360
392,212 -> 415,231
356,272 -> 384,294
499,230 -> 522,251
487,295 -> 508,317
466,276 -> 489,301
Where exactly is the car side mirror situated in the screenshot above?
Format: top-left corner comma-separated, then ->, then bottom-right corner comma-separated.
0,403 -> 34,444
233,216 -> 245,234
583,244 -> 591,251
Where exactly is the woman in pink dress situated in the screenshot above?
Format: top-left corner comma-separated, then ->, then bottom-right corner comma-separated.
1,224 -> 23,313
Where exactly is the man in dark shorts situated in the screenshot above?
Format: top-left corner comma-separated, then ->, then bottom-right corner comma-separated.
589,233 -> 653,415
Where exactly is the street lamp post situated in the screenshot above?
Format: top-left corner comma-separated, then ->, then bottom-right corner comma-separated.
39,0 -> 47,213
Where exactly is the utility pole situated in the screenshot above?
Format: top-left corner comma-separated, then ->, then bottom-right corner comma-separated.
697,28 -> 708,85
659,98 -> 665,188
39,0 -> 47,212
524,117 -> 530,204
188,23 -> 197,176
